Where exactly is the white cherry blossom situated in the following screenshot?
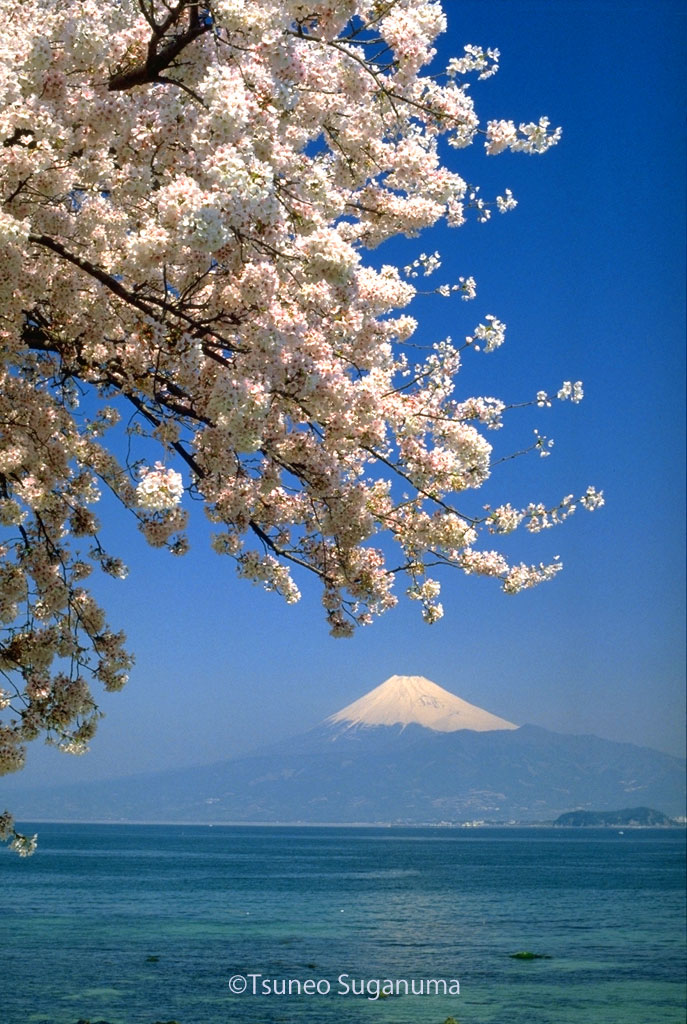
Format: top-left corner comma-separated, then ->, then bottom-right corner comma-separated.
0,0 -> 601,851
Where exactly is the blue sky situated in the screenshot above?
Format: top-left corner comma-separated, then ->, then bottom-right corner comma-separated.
5,0 -> 685,794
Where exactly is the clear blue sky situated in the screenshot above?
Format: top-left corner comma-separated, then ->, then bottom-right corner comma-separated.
5,0 -> 685,796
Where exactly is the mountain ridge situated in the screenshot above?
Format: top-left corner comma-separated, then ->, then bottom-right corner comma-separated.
7,722 -> 685,824
6,676 -> 685,824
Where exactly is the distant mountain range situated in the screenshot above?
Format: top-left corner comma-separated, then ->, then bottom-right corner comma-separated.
8,675 -> 686,824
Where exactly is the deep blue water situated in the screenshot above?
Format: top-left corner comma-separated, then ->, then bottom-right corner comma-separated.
1,824 -> 685,1024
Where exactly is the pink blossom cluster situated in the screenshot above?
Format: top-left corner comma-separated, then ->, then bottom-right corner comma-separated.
0,0 -> 601,847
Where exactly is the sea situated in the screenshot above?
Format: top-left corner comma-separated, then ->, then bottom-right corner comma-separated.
1,823 -> 685,1024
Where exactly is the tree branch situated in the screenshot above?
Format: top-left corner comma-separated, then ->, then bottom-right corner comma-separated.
109,2 -> 210,91
27,233 -> 241,352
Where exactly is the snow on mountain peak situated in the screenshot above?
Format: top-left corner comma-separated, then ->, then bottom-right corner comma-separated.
327,674 -> 518,733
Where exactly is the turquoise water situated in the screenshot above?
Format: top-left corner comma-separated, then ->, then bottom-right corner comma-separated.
1,824 -> 685,1024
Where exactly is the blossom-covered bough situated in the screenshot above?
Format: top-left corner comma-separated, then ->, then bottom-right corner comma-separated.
0,0 -> 603,853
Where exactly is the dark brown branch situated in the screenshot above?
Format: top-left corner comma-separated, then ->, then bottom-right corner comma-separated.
109,3 -> 210,91
155,74 -> 207,106
28,233 -> 164,318
249,520 -> 324,577
124,390 -> 204,477
27,233 -> 240,352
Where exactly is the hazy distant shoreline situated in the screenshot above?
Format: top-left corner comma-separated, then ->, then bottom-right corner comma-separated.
14,818 -> 686,829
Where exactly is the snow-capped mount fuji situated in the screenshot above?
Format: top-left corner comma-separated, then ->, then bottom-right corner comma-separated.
327,674 -> 518,734
7,674 -> 686,824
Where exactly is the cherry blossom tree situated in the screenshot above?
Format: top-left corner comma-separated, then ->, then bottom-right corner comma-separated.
0,0 -> 602,853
